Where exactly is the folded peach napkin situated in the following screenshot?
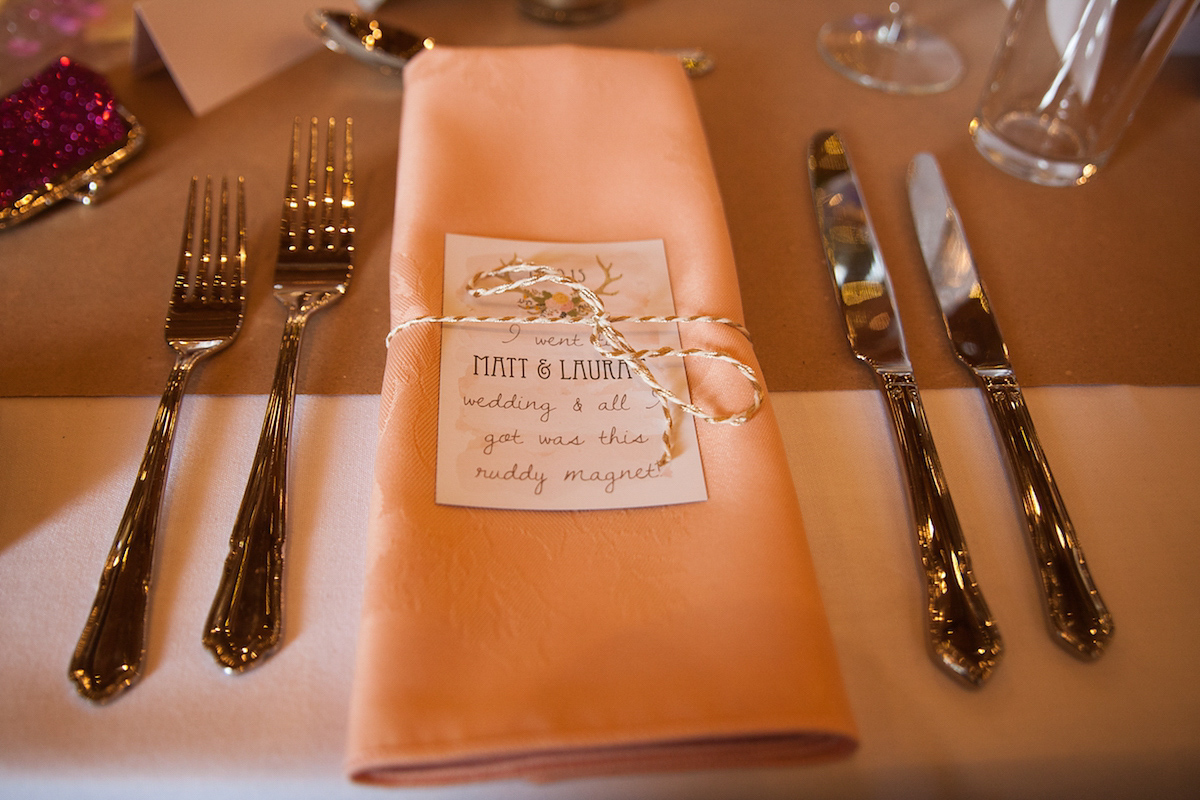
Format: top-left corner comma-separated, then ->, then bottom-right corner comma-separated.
346,45 -> 856,786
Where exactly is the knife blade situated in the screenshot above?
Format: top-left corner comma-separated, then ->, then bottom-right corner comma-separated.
809,131 -> 1002,686
907,152 -> 1114,659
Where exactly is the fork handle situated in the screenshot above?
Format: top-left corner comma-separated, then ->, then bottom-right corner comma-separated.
203,307 -> 310,671
880,370 -> 1003,687
69,352 -> 200,702
979,373 -> 1114,658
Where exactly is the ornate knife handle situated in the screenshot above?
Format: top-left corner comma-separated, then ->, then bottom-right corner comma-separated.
202,308 -> 309,672
881,371 -> 1003,686
980,374 -> 1113,658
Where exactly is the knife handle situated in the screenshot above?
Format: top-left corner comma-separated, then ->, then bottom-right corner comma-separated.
881,371 -> 1003,686
980,374 -> 1114,658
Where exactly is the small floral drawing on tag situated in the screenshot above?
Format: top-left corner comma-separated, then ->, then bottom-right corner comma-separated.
499,255 -> 623,320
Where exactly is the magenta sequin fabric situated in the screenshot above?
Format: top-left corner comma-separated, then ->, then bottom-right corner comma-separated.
0,56 -> 131,210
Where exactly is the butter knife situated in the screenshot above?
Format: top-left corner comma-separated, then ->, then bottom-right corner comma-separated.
809,131 -> 1002,686
906,152 -> 1114,659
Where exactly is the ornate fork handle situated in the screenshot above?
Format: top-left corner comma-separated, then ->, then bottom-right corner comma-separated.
203,293 -> 335,671
70,351 -> 202,701
881,371 -> 1003,686
980,374 -> 1113,658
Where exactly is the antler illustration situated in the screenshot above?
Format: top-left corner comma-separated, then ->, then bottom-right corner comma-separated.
591,256 -> 622,297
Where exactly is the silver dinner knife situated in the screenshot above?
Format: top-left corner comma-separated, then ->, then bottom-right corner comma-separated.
907,152 -> 1114,659
809,131 -> 1002,686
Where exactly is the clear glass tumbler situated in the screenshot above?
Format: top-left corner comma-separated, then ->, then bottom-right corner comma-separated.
971,0 -> 1199,186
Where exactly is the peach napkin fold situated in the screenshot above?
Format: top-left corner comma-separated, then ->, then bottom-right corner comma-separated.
346,45 -> 857,786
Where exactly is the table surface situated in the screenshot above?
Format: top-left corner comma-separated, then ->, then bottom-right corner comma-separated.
2,0 -> 1199,397
4,387 -> 1200,799
3,1 -> 1200,797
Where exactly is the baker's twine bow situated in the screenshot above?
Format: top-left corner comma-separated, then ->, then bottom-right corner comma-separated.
385,262 -> 765,466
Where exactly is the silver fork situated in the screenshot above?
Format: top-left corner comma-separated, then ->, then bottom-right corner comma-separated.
203,117 -> 354,672
69,176 -> 247,703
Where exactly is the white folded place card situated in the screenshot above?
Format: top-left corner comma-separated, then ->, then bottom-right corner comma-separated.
131,0 -> 322,115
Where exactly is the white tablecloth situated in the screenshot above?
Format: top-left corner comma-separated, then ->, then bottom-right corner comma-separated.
3,387 -> 1198,798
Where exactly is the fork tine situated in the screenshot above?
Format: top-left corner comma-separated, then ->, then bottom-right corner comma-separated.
196,176 -> 214,300
214,177 -> 229,299
321,117 -> 336,250
233,176 -> 246,300
340,118 -> 355,253
304,115 -> 319,252
211,176 -> 245,302
174,177 -> 198,306
281,118 -> 301,255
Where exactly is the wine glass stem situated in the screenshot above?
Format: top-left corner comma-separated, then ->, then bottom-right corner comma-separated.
884,4 -> 908,44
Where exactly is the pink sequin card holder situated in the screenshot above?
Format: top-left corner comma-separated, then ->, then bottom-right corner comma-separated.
0,57 -> 145,231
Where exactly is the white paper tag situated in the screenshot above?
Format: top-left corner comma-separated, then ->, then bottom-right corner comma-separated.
434,234 -> 708,511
